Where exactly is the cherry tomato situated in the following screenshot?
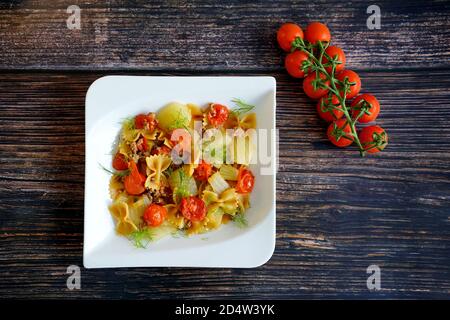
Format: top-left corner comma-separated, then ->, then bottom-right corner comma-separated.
180,196 -> 206,221
303,72 -> 330,99
151,145 -> 171,155
285,50 -> 310,78
236,167 -> 255,194
112,152 -> 128,171
358,125 -> 388,154
327,118 -> 354,147
207,104 -> 229,127
316,95 -> 343,122
277,23 -> 304,52
336,70 -> 361,99
143,204 -> 167,227
193,160 -> 212,181
350,94 -> 380,123
322,46 -> 346,74
304,22 -> 331,44
124,161 -> 146,195
135,113 -> 157,131
136,135 -> 149,152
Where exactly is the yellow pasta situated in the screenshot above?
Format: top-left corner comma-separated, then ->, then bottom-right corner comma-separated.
145,155 -> 172,190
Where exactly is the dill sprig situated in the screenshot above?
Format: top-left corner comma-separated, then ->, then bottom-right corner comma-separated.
121,116 -> 135,131
129,228 -> 154,249
231,98 -> 255,117
99,163 -> 130,177
232,212 -> 249,229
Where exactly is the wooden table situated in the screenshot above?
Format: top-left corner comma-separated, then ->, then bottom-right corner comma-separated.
0,1 -> 449,299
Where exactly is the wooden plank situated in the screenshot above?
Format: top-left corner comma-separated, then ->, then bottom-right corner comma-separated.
0,71 -> 449,298
0,0 -> 449,71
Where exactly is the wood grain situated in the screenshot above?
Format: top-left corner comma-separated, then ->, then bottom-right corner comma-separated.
0,0 -> 449,71
0,71 -> 449,299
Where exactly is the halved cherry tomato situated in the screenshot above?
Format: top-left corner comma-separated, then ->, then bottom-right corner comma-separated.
180,196 -> 206,221
236,167 -> 255,194
316,95 -> 343,122
327,118 -> 354,147
336,70 -> 361,99
322,46 -> 346,74
193,160 -> 212,181
351,94 -> 380,123
303,72 -> 330,99
124,161 -> 146,195
143,204 -> 167,227
277,23 -> 304,52
285,50 -> 310,78
135,113 -> 157,131
304,22 -> 331,44
207,104 -> 229,127
112,152 -> 128,171
136,135 -> 149,152
151,145 -> 171,155
358,125 -> 388,154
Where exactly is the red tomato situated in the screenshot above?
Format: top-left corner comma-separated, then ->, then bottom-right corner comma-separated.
180,196 -> 207,221
322,46 -> 346,74
303,72 -> 330,99
124,161 -> 146,195
327,119 -> 354,147
112,152 -> 128,171
316,95 -> 344,122
285,50 -> 310,78
304,22 -> 331,44
136,135 -> 149,152
336,70 -> 361,99
143,204 -> 167,227
193,160 -> 212,181
135,113 -> 157,131
207,104 -> 229,127
277,23 -> 304,52
350,94 -> 380,123
358,125 -> 388,154
236,167 -> 255,194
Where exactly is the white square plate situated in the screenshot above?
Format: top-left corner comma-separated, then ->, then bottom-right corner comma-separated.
84,76 -> 276,268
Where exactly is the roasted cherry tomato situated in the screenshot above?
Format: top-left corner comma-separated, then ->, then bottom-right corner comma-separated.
322,46 -> 346,74
236,167 -> 255,194
277,23 -> 304,52
180,196 -> 207,221
358,125 -> 388,154
143,204 -> 167,227
304,22 -> 331,44
193,160 -> 212,181
327,118 -> 354,147
112,152 -> 128,171
351,94 -> 380,123
303,72 -> 330,99
124,161 -> 146,195
135,113 -> 157,131
285,50 -> 310,78
207,104 -> 229,127
336,70 -> 361,99
316,95 -> 343,122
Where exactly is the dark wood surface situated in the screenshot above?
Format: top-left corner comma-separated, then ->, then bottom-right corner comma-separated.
0,0 -> 449,299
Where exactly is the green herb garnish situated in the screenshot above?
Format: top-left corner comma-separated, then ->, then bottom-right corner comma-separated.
99,163 -> 130,177
129,228 -> 154,249
121,116 -> 135,131
231,98 -> 255,117
232,212 -> 248,229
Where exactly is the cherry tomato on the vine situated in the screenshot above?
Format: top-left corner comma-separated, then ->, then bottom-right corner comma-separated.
236,167 -> 255,194
285,50 -> 310,78
180,196 -> 207,221
143,204 -> 167,227
358,125 -> 388,154
112,152 -> 128,171
327,118 -> 354,147
336,70 -> 361,99
304,22 -> 331,44
303,72 -> 330,99
316,95 -> 344,122
277,23 -> 304,52
322,46 -> 346,74
350,94 -> 380,123
207,104 -> 229,127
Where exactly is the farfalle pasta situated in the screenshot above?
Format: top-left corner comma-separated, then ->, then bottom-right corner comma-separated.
105,100 -> 257,248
